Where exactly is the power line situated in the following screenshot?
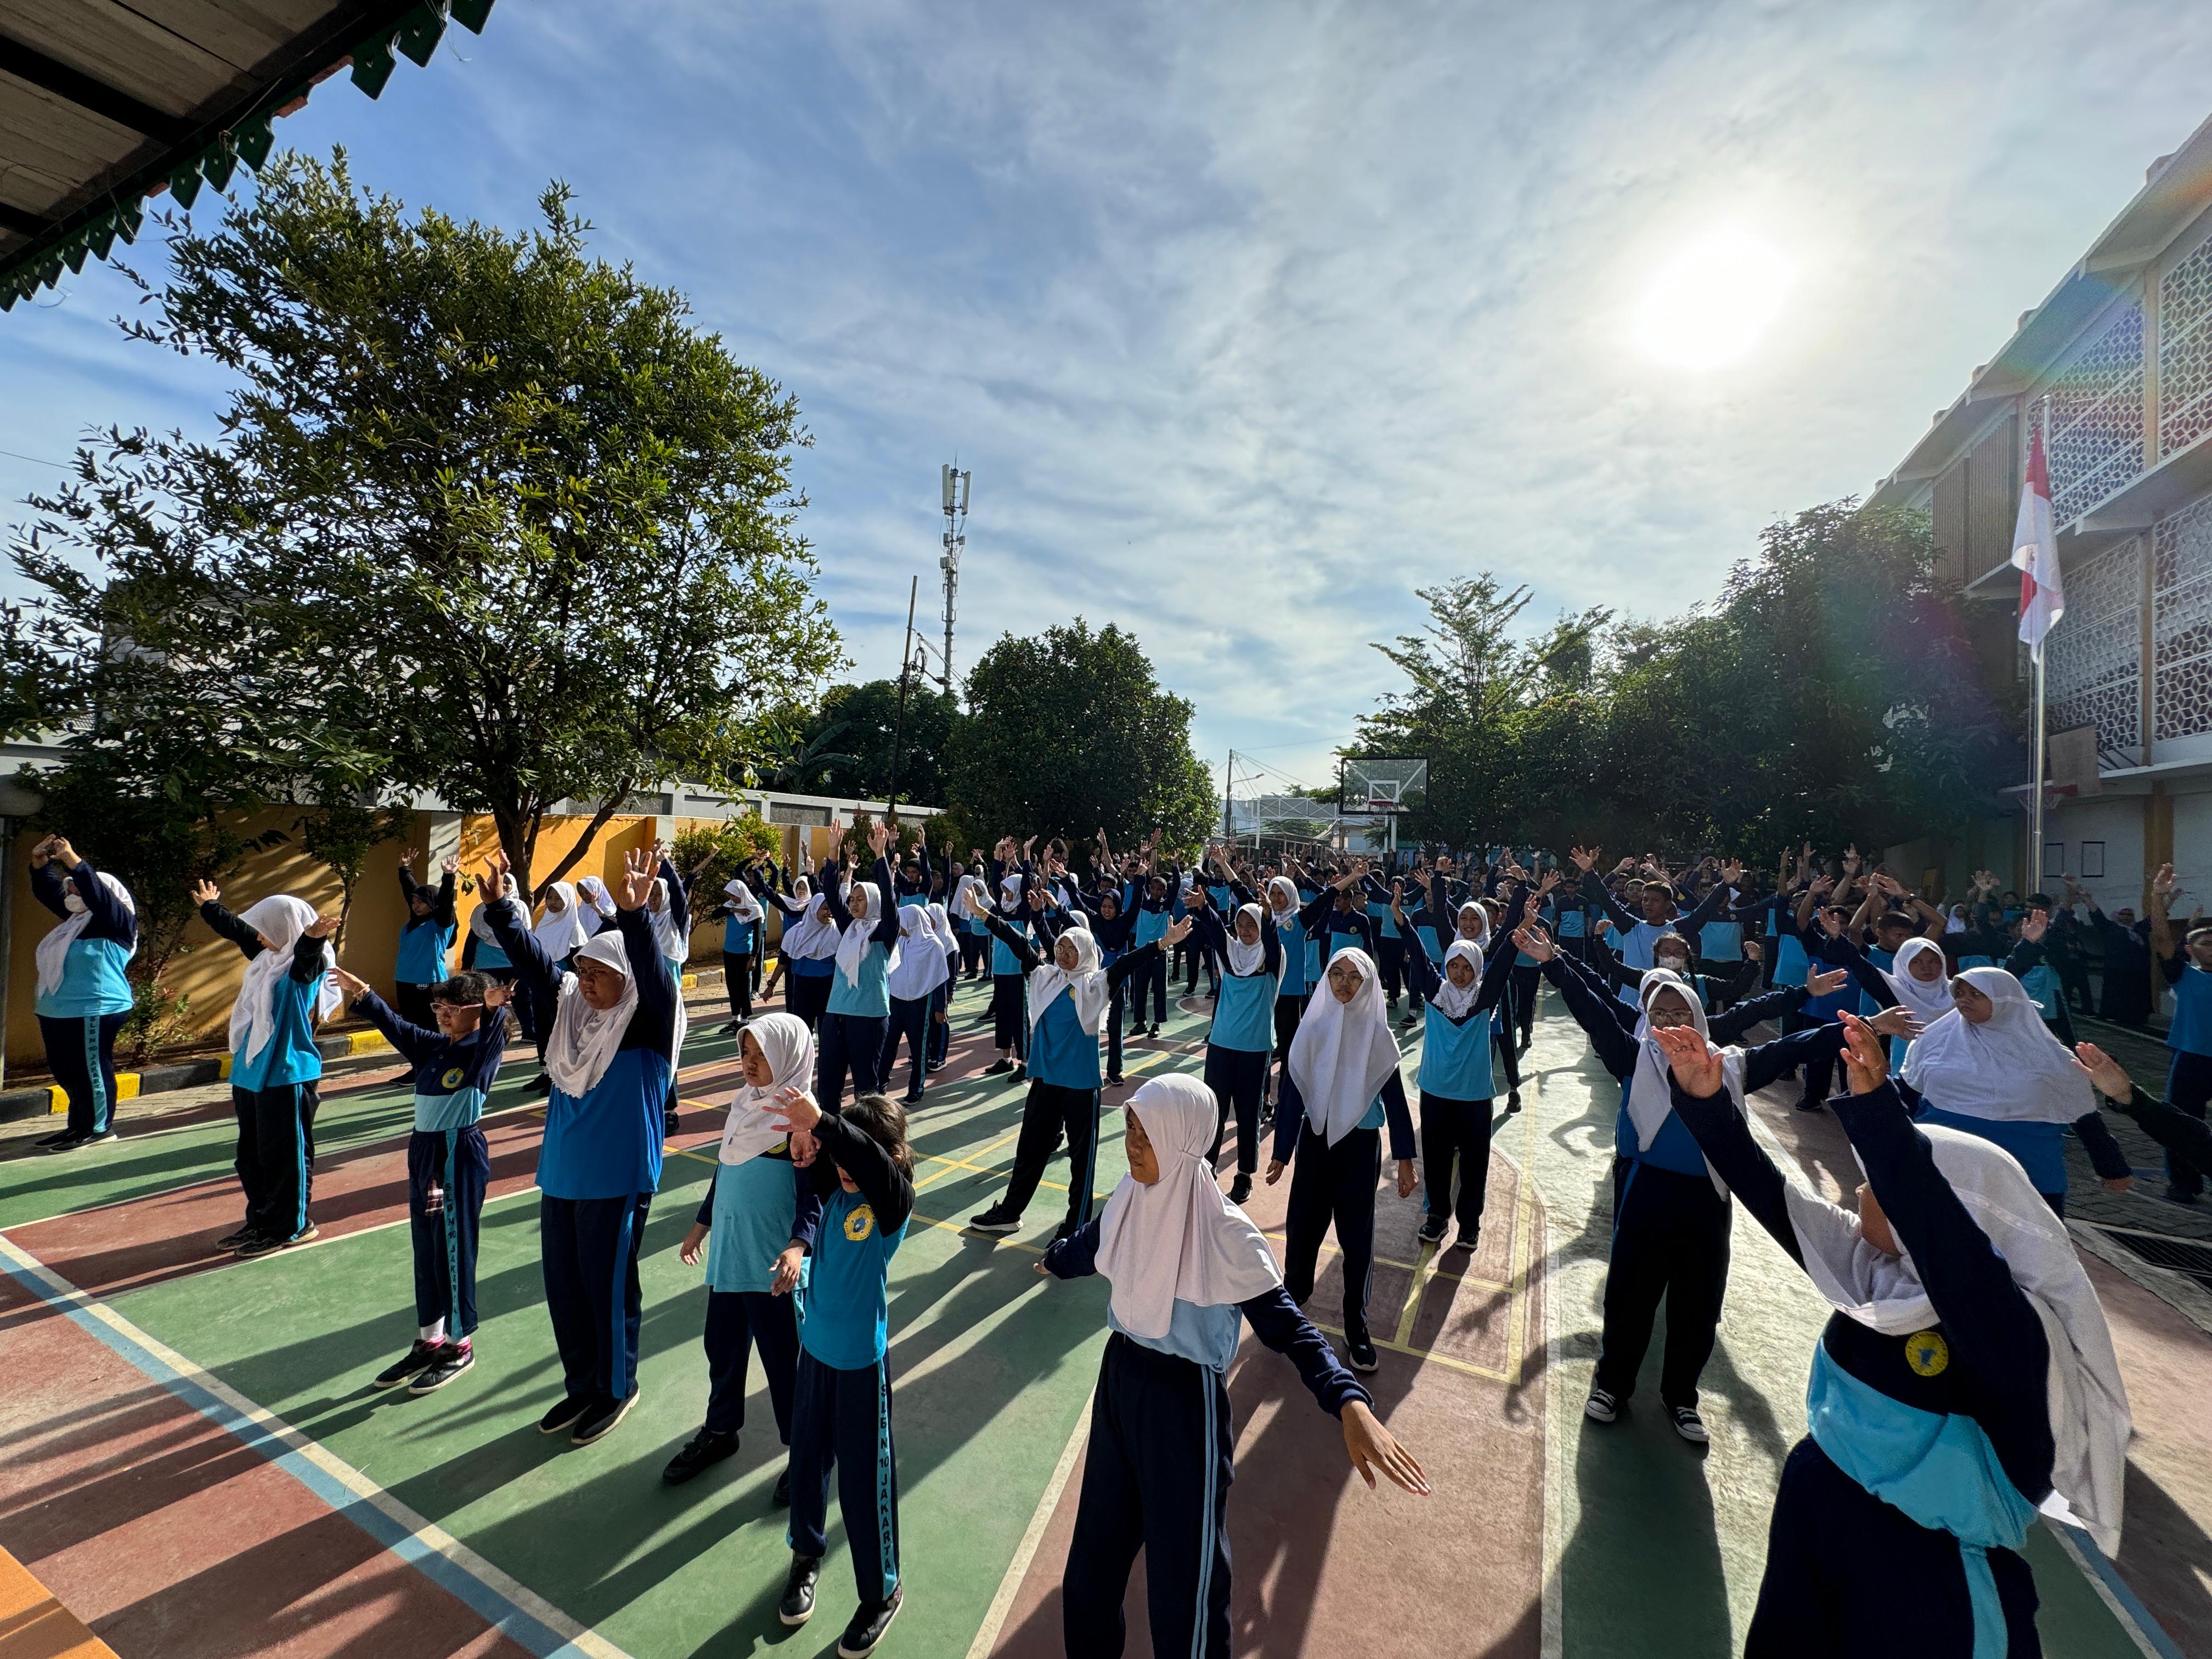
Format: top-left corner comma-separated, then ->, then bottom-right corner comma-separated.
0,445 -> 68,469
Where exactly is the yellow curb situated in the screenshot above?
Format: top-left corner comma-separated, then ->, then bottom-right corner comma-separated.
348,1029 -> 392,1055
115,1073 -> 141,1102
46,1085 -> 63,1116
680,973 -> 699,989
217,1054 -> 233,1081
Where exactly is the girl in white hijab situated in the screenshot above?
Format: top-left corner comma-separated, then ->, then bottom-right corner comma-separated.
879,900 -> 949,1104
515,880 -> 592,1091
575,875 -> 617,937
924,899 -> 961,1073
30,836 -> 137,1150
1268,948 -> 1418,1373
467,872 -> 524,976
769,866 -> 841,1032
714,873 -> 767,1034
816,824 -> 904,1107
1901,967 -> 2122,1211
1185,886 -> 1284,1207
1037,1073 -> 1429,1659
191,880 -> 343,1254
669,1011 -> 819,1488
1651,1013 -> 2129,1657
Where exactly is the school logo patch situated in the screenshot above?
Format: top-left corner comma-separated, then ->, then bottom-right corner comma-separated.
1904,1329 -> 1950,1377
441,1067 -> 465,1090
843,1204 -> 877,1242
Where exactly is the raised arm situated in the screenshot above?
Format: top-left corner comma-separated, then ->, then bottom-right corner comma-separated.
1531,933 -> 1639,1078
979,909 -> 1048,974
346,986 -> 449,1070
1649,1030 -> 1801,1260
192,885 -> 266,962
811,1109 -> 916,1232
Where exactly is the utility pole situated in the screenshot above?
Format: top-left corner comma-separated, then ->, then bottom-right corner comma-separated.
939,463 -> 970,697
887,574 -> 919,819
1223,750 -> 1235,842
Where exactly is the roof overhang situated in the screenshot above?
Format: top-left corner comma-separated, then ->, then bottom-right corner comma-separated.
0,0 -> 496,310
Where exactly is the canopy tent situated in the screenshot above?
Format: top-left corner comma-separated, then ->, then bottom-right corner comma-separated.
0,0 -> 494,311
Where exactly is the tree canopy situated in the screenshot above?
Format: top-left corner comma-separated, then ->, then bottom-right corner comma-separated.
800,678 -> 966,807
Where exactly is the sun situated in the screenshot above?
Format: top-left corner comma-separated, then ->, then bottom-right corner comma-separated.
1632,229 -> 1794,370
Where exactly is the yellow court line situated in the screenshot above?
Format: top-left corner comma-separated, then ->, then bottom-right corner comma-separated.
1307,1318 -> 1509,1384
907,1210 -> 1048,1255
1392,1237 -> 1443,1349
1505,1079 -> 1539,1389
1254,1228 -> 1509,1291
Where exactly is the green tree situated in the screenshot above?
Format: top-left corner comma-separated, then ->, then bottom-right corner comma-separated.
946,619 -> 1216,851
8,151 -> 842,902
805,678 -> 965,806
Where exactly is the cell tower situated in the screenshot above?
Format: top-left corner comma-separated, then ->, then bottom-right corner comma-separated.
939,462 -> 970,697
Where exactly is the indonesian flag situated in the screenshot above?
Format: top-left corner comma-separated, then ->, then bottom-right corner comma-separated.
2013,422 -> 2064,652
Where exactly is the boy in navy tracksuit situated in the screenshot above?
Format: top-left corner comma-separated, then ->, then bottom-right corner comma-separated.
334,963 -> 510,1395
393,848 -> 460,1029
765,1090 -> 915,1658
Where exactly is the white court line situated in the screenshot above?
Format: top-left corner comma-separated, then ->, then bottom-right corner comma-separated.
0,1232 -> 633,1659
963,1396 -> 1093,1659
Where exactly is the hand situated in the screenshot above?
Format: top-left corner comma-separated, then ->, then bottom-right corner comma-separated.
789,1127 -> 819,1167
771,1085 -> 822,1135
331,964 -> 369,1000
400,845 -> 419,868
964,887 -> 989,919
1817,909 -> 1844,940
1806,965 -> 1848,996
1536,868 -> 1561,896
1265,1159 -> 1286,1186
2072,1041 -> 2134,1103
1865,1006 -> 1922,1042
1568,844 -> 1598,874
680,1222 -> 709,1267
1395,1159 -> 1417,1200
1340,1400 -> 1431,1496
1742,939 -> 1763,963
482,980 -> 514,1010
1411,866 -> 1433,890
1719,858 -> 1745,887
2021,907 -> 2049,944
2153,862 -> 2176,901
1164,916 -> 1194,949
27,833 -> 55,864
868,820 -> 891,857
1836,1013 -> 1887,1094
617,847 -> 656,910
481,848 -> 510,899
1842,844 -> 1861,876
441,851 -> 461,876
189,878 -> 220,905
770,1243 -> 805,1296
1513,923 -> 1553,963
45,836 -> 79,867
1651,1024 -> 1724,1097
305,911 -> 342,940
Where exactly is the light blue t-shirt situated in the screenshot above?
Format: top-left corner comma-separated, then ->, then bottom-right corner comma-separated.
2170,964 -> 2212,1057
1110,1296 -> 1243,1372
1030,991 -> 1101,1090
798,1186 -> 907,1369
35,935 -> 134,1019
1209,969 -> 1277,1053
231,972 -> 326,1093
825,943 -> 892,1018
538,1047 -> 668,1199
395,918 -> 455,986
706,1152 -> 803,1295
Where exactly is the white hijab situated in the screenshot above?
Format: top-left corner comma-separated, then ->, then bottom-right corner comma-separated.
781,890 -> 840,959
1000,873 -> 1024,910
1629,972 -> 1746,1197
544,930 -> 639,1097
1902,967 -> 2091,1126
1457,900 -> 1491,949
36,869 -> 136,997
576,875 -> 616,935
1030,924 -> 1113,1035
1224,902 -> 1274,979
1783,1122 -> 2130,1556
955,873 -> 991,924
887,901 -> 949,1001
1094,1075 -> 1283,1340
836,883 -> 895,988
724,878 -> 763,924
1431,939 -> 1483,1021
469,876 -> 522,944
1287,948 -> 1402,1146
718,1012 -> 814,1168
531,882 -> 588,962
646,878 -> 682,961
1266,876 -> 1299,922
227,895 -> 340,1063
1882,935 -> 1954,1029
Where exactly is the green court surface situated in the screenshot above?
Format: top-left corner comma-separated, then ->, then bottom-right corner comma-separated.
0,977 -> 2168,1658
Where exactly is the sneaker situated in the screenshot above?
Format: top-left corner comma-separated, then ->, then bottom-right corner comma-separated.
663,1107 -> 682,1135
968,1208 -> 1019,1236
538,1395 -> 592,1435
572,1391 -> 640,1445
773,1465 -> 791,1507
1505,1090 -> 1522,1115
719,1020 -> 742,1035
1348,1339 -> 1379,1373
238,1223 -> 315,1256
1671,1406 -> 1709,1444
1104,1074 -> 1124,1087
1228,1173 -> 1253,1206
1793,1096 -> 1825,1115
38,1130 -> 94,1154
901,1090 -> 924,1107
984,1058 -> 1014,1075
32,1127 -> 72,1149
1146,1024 -> 1161,1037
1452,1227 -> 1480,1253
1399,1013 -> 1419,1029
215,1225 -> 255,1249
2164,1183 -> 2200,1207
528,1073 -> 553,1096
837,1588 -> 904,1657
409,1342 -> 475,1394
662,1426 -> 739,1485
1011,1065 -> 1026,1082
779,1554 -> 821,1627
1584,1387 -> 1620,1423
1417,1215 -> 1448,1245
373,1339 -> 446,1390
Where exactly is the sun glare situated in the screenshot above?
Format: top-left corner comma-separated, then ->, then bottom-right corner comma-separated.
1632,229 -> 1794,370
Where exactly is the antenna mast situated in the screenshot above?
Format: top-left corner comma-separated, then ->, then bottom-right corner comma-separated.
939,462 -> 970,697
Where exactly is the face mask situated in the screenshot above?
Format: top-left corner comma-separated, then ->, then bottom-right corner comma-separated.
63,893 -> 87,915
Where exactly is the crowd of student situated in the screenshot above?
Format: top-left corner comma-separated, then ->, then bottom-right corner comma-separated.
24,822 -> 2211,1658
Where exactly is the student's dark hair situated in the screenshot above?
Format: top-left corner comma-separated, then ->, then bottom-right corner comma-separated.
843,1093 -> 915,1177
2026,891 -> 2054,909
1875,909 -> 1914,929
432,970 -> 492,1006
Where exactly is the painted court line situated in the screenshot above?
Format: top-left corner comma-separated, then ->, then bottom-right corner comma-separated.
963,1395 -> 1094,1659
0,1232 -> 634,1659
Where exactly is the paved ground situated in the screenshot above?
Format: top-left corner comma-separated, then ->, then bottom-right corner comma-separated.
0,974 -> 2203,1657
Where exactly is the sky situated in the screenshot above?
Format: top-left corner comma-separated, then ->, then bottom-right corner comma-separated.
6,0 -> 2212,801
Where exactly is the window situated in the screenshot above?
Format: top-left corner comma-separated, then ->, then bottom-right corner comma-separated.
2080,840 -> 2107,879
2043,841 -> 2066,879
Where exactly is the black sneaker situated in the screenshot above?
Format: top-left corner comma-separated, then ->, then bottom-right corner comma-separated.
663,1107 -> 682,1135
1793,1096 -> 1824,1114
1452,1227 -> 1480,1253
1671,1405 -> 1709,1443
1348,1339 -> 1379,1373
373,1339 -> 446,1390
1417,1215 -> 1448,1245
837,1587 -> 903,1657
1011,1065 -> 1026,1082
38,1130 -> 94,1154
968,1208 -> 1019,1236
1584,1387 -> 1620,1423
538,1395 -> 592,1435
528,1073 -> 553,1096
1399,1013 -> 1419,1029
2164,1183 -> 2200,1206
32,1126 -> 73,1149
719,1020 -> 742,1035
1505,1090 -> 1521,1115
238,1223 -> 316,1257
216,1225 -> 255,1249
984,1058 -> 1013,1075
1104,1074 -> 1124,1086
901,1090 -> 923,1107
773,1465 -> 791,1506
572,1391 -> 639,1444
662,1426 -> 739,1485
1228,1173 -> 1252,1206
410,1342 -> 475,1394
779,1554 -> 821,1627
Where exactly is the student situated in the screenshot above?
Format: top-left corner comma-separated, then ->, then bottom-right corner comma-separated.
1041,1074 -> 1430,1658
1188,868 -> 1284,1204
953,867 -> 992,981
717,874 -> 766,1034
523,880 -> 592,1092
1129,864 -> 1181,1037
1571,845 -> 1740,1008
193,882 -> 341,1256
984,867 -> 1038,1073
462,871 -> 522,981
1650,1014 -> 2128,1657
924,900 -> 960,1071
1269,949 -> 1419,1373
333,964 -> 510,1395
393,847 -> 460,1028
2148,863 -> 2212,1204
485,847 -> 678,1447
1265,873 -> 1331,1077
1422,882 -> 1529,1111
878,900 -> 948,1106
668,1012 -> 821,1493
576,874 -> 618,936
763,1088 -> 916,1657
29,834 -> 136,1153
1394,884 -> 1520,1249
968,894 -> 1186,1238
770,867 -> 841,1032
1069,853 -> 1143,1086
817,823 -> 903,1106
1900,968 -> 2133,1216
1517,919 -> 1864,1440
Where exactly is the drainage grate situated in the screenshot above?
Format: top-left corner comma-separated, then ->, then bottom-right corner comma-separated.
2102,1229 -> 2212,1289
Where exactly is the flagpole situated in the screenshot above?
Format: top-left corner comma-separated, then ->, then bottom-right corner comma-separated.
2029,641 -> 2047,889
